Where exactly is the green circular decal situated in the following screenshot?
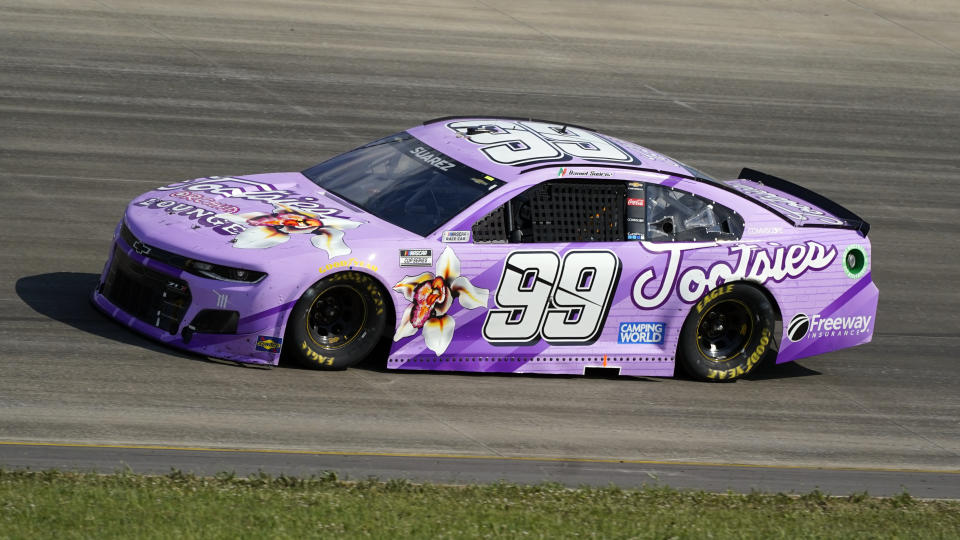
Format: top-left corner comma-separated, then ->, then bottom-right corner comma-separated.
843,245 -> 868,279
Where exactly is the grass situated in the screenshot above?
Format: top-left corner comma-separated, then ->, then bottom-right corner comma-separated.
0,469 -> 958,539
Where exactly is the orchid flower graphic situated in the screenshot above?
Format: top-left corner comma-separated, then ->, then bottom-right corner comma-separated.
393,247 -> 489,356
216,204 -> 361,257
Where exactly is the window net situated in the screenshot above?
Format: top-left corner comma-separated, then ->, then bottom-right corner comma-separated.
471,205 -> 508,243
530,181 -> 625,242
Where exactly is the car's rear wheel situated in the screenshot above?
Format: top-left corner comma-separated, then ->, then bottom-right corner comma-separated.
287,271 -> 388,370
677,282 -> 776,381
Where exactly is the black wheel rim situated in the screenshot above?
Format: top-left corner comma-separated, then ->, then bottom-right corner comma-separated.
696,299 -> 753,361
306,285 -> 366,350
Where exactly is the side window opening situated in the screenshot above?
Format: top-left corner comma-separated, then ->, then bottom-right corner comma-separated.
473,181 -> 744,244
471,205 -> 509,243
472,180 -> 627,243
646,184 -> 744,242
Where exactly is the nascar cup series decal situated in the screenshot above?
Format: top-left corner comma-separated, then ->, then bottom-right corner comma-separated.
392,248 -> 490,355
399,249 -> 432,267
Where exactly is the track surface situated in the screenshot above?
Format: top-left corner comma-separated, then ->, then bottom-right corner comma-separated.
1,1 -> 958,496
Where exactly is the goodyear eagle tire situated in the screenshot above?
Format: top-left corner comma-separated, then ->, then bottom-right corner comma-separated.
677,282 -> 776,382
287,271 -> 388,370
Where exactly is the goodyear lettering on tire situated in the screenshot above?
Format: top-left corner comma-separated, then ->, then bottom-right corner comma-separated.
705,328 -> 771,380
696,284 -> 734,314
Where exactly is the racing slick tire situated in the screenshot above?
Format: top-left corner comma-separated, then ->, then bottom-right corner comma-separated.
287,271 -> 388,370
677,282 -> 776,382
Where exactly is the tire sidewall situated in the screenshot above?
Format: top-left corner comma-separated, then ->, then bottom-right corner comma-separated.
678,282 -> 775,381
287,271 -> 388,370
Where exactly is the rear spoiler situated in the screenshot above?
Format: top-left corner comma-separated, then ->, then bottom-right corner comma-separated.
730,168 -> 870,236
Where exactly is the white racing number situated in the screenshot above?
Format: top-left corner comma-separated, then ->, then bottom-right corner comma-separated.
482,250 -> 621,345
482,251 -> 559,344
542,251 -> 620,342
448,120 -> 634,166
449,122 -> 560,166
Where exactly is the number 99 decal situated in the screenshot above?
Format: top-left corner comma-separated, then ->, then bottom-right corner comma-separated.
482,250 -> 621,345
447,121 -> 635,166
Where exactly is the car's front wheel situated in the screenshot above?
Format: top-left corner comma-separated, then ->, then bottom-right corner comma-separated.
287,272 -> 388,370
677,282 -> 776,381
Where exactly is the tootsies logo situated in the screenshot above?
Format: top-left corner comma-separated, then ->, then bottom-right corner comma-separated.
632,241 -> 836,309
787,312 -> 872,342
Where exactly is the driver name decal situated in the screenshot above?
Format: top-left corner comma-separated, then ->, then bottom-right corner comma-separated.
409,146 -> 456,171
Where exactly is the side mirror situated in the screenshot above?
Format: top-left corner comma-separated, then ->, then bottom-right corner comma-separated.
509,229 -> 523,243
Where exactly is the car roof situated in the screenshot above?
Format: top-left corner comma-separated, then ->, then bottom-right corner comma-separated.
407,116 -> 694,183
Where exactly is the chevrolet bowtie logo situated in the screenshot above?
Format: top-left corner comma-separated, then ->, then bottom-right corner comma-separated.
132,240 -> 152,257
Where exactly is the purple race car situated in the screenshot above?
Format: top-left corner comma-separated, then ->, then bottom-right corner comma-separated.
93,117 -> 878,381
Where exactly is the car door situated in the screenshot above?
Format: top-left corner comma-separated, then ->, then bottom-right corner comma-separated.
443,177 -> 670,372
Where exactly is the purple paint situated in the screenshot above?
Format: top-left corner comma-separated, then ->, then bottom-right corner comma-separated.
92,117 -> 877,377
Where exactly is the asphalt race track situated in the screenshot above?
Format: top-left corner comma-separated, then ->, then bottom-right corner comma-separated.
1,1 -> 958,497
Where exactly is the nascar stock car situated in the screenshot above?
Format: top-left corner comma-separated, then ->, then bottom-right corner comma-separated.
92,116 -> 878,381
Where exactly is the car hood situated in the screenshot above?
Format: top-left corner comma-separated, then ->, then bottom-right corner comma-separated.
123,172 -> 410,269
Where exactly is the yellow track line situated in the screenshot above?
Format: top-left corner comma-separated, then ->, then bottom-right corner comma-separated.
0,440 -> 956,475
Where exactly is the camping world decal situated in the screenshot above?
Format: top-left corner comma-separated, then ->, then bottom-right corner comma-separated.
618,322 -> 665,344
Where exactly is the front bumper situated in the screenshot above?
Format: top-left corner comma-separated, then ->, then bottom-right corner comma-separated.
91,225 -> 293,365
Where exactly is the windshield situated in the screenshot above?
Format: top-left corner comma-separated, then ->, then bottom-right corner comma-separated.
302,134 -> 505,236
